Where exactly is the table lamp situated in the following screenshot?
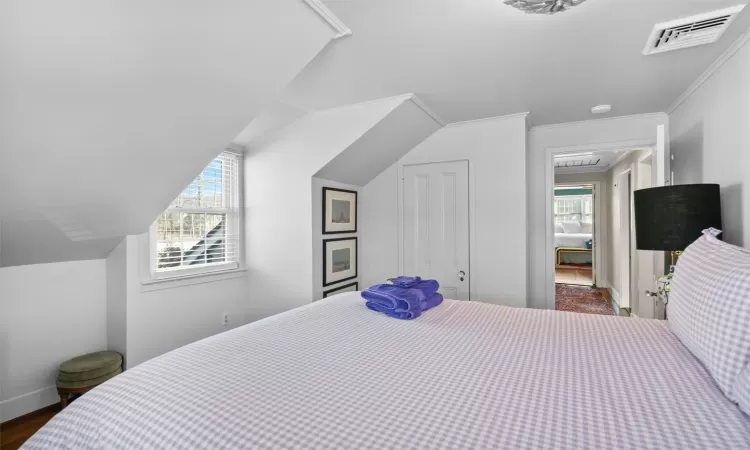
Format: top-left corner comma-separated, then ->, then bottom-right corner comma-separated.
634,183 -> 722,266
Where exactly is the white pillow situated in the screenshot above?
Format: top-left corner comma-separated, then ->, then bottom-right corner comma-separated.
554,223 -> 564,233
668,229 -> 750,402
580,222 -> 593,234
561,221 -> 581,234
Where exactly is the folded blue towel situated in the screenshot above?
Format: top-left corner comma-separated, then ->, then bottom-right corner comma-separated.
361,280 -> 440,311
365,293 -> 443,320
421,292 -> 444,311
388,276 -> 422,288
362,278 -> 442,320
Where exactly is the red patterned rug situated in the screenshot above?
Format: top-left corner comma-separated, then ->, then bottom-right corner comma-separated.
555,285 -> 614,316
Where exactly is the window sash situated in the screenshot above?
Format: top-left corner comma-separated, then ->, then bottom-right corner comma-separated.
150,151 -> 241,277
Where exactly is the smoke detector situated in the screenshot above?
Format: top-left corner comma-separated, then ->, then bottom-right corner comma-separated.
643,5 -> 746,55
591,105 -> 612,114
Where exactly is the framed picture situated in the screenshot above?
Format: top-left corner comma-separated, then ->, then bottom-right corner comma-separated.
323,187 -> 357,234
323,237 -> 357,286
323,282 -> 359,298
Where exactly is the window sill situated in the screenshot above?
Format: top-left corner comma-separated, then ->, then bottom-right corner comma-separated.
140,266 -> 247,292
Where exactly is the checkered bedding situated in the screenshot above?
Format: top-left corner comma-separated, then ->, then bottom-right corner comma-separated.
24,294 -> 750,449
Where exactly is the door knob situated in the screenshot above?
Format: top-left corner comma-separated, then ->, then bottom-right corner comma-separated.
645,290 -> 657,297
458,271 -> 466,282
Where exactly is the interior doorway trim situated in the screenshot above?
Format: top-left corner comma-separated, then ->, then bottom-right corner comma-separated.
616,168 -> 634,312
544,139 -> 655,310
553,180 -> 603,288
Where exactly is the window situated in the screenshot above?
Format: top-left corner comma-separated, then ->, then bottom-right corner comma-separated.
150,151 -> 241,278
554,195 -> 592,225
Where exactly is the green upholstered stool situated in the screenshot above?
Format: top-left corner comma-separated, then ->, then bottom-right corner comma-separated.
57,351 -> 123,408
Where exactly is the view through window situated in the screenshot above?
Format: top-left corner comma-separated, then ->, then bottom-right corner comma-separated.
153,152 -> 240,273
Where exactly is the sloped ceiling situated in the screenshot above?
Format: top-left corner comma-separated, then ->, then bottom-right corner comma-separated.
240,94 -> 441,186
241,95 -> 409,166
231,100 -> 310,151
314,96 -> 442,185
282,0 -> 750,126
0,0 -> 338,267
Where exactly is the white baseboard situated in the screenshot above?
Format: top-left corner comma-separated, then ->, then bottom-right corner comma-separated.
597,279 -> 609,289
608,287 -> 621,309
0,386 -> 58,423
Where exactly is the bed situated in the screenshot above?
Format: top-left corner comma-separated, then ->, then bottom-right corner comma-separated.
24,293 -> 750,449
555,218 -> 593,266
554,232 -> 592,249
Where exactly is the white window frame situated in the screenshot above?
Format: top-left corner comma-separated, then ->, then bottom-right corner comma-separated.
142,151 -> 244,285
554,194 -> 593,225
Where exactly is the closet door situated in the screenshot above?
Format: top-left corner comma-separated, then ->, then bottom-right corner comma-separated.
403,161 -> 470,300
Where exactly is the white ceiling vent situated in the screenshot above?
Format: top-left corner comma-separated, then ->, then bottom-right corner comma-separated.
554,153 -> 602,169
643,5 -> 746,55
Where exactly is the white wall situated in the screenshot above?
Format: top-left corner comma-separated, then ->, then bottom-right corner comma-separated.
312,178 -> 360,300
106,239 -> 127,363
0,260 -> 107,422
243,97 -> 407,320
121,235 -> 250,369
361,114 -> 529,307
670,38 -> 750,248
361,166 -> 400,289
604,150 -> 651,296
527,113 -> 668,309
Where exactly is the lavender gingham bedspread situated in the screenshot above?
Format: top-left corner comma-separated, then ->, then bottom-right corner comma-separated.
24,294 -> 750,449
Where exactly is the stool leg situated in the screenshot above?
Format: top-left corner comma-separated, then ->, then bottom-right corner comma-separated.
59,391 -> 68,409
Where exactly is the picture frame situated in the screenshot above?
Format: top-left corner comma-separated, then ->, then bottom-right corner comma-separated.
323,282 -> 359,298
323,237 -> 357,287
322,187 -> 357,234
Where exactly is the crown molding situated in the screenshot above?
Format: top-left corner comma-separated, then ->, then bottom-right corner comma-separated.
408,95 -> 446,127
303,0 -> 352,39
668,26 -> 750,114
531,112 -> 666,132
445,112 -> 530,128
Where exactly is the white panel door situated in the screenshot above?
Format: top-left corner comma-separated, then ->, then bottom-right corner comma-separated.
403,161 -> 470,300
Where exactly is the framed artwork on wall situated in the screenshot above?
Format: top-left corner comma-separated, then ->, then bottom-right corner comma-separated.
323,237 -> 357,286
323,282 -> 359,298
323,187 -> 357,234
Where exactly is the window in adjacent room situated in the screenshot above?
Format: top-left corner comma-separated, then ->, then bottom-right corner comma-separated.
150,151 -> 241,278
553,189 -> 593,224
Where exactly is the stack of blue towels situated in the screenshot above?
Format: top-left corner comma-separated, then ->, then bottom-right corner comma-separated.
361,276 -> 443,320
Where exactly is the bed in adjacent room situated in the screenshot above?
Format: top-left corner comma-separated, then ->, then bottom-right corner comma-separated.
23,291 -> 750,448
555,220 -> 593,265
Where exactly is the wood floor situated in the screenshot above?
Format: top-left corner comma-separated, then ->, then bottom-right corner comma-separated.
0,404 -> 60,450
555,265 -> 593,286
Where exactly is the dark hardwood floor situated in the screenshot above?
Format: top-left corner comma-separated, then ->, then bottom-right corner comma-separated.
0,404 -> 60,450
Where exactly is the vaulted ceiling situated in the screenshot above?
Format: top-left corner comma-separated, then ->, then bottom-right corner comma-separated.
282,0 -> 750,126
0,0 -> 338,266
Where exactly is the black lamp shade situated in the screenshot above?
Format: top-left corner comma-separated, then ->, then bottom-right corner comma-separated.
634,184 -> 722,251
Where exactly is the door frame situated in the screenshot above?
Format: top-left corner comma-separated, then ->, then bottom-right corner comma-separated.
397,159 -> 472,300
616,168 -> 633,311
634,151 -> 656,318
553,180 -> 603,287
544,139 -> 655,310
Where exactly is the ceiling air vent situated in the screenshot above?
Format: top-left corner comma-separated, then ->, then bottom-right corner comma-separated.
643,5 -> 746,55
